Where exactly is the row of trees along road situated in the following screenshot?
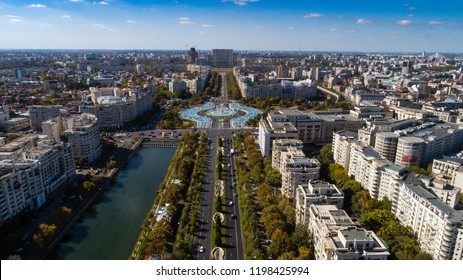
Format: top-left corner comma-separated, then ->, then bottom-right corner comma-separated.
317,144 -> 433,260
130,132 -> 207,259
233,132 -> 311,260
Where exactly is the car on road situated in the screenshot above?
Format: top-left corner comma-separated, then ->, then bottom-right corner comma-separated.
231,214 -> 236,219
229,201 -> 233,206
199,246 -> 205,253
233,192 -> 237,197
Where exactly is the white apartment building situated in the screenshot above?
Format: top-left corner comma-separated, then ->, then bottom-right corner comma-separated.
295,180 -> 344,225
432,155 -> 463,180
348,141 -> 389,199
395,175 -> 463,260
374,132 -> 399,162
63,113 -> 101,164
258,115 -> 299,156
271,139 -> 303,170
308,204 -> 389,260
271,139 -> 320,200
24,140 -> 76,192
169,80 -> 187,93
280,154 -> 320,200
332,131 -> 358,170
0,140 -> 75,223
378,164 -> 407,211
42,116 -> 64,142
0,159 -> 44,223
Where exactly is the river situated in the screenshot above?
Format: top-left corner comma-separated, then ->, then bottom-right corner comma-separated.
52,147 -> 176,260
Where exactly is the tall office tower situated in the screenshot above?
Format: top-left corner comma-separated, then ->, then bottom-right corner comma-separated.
277,65 -> 288,78
212,49 -> 234,68
422,50 -> 426,58
188,47 -> 198,64
401,61 -> 413,75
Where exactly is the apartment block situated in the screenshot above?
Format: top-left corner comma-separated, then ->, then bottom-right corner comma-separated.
280,152 -> 320,200
271,139 -> 320,199
332,130 -> 358,170
395,175 -> 463,260
308,204 -> 389,260
271,139 -> 303,170
295,180 -> 344,225
62,113 -> 101,164
0,140 -> 75,223
29,105 -> 64,132
432,155 -> 463,180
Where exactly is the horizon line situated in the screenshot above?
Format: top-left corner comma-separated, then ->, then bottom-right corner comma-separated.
0,48 -> 462,55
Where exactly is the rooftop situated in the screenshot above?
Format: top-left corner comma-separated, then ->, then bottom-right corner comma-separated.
403,174 -> 463,223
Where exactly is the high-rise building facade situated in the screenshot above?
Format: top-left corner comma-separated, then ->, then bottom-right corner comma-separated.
63,113 -> 101,164
212,49 -> 234,68
29,105 -> 64,132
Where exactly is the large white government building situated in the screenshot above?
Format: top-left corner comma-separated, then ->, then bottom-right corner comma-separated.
80,86 -> 154,128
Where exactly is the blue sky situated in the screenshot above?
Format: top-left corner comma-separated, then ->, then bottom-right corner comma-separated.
1,0 -> 462,52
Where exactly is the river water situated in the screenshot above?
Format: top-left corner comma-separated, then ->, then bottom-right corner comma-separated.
53,147 -> 176,260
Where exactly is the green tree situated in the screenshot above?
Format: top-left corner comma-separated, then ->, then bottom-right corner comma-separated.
56,206 -> 72,224
265,169 -> 282,189
106,160 -> 117,169
405,165 -> 429,175
82,180 -> 95,191
32,224 -> 57,249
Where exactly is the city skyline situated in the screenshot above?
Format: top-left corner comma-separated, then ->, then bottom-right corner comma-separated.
1,0 -> 463,53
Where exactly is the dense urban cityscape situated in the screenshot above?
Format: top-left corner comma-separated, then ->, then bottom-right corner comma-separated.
0,47 -> 462,261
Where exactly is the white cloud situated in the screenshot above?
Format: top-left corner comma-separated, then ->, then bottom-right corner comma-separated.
346,30 -> 356,33
428,21 -> 445,25
288,26 -> 294,30
408,14 -> 413,17
397,20 -> 412,25
179,21 -> 194,25
330,28 -> 338,32
303,13 -> 322,19
178,17 -> 190,21
408,6 -> 416,11
70,0 -> 84,2
62,15 -> 71,18
201,24 -> 214,28
98,1 -> 109,4
221,0 -> 259,6
94,23 -> 116,31
126,20 -> 136,23
6,15 -> 23,22
356,18 -> 372,25
9,18 -> 23,22
93,23 -> 109,29
28,4 -> 47,8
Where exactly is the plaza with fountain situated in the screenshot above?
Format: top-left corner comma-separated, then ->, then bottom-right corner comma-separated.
180,102 -> 262,128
